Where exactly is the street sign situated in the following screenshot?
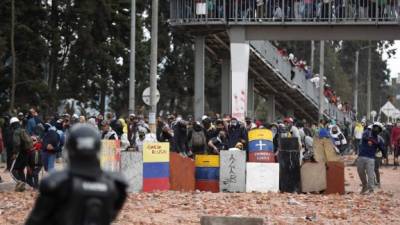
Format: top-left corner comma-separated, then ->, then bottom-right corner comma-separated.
142,87 -> 160,106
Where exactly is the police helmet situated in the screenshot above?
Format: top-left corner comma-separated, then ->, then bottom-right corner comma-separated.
66,124 -> 101,159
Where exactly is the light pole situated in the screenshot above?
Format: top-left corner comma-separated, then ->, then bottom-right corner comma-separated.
367,41 -> 372,121
149,0 -> 159,133
319,40 -> 325,121
128,0 -> 136,115
354,43 -> 374,121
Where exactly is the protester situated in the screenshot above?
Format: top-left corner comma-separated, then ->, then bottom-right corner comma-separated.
353,121 -> 364,155
101,121 -> 119,140
390,119 -> 400,168
227,117 -> 247,149
208,130 -> 229,154
245,117 -> 257,131
10,117 -> 32,192
188,121 -> 207,155
135,126 -> 147,152
42,123 -> 60,172
26,136 -> 42,189
330,125 -> 347,155
357,122 -> 385,194
173,118 -> 190,157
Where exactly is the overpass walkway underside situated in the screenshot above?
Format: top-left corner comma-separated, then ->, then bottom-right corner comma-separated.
205,32 -> 320,122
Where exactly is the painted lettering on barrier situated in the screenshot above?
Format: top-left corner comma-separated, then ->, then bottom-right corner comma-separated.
222,154 -> 237,185
143,142 -> 170,163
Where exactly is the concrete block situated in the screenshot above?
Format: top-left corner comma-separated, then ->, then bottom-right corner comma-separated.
220,150 -> 246,192
120,151 -> 143,193
246,163 -> 279,192
201,216 -> 263,225
170,152 -> 195,192
301,162 -> 327,193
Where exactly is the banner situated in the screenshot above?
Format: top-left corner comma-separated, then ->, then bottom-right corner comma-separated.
100,140 -> 121,172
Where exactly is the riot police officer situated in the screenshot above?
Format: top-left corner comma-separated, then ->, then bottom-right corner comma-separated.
25,124 -> 127,225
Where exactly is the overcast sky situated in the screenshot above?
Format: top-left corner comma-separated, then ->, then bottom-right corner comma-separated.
384,41 -> 400,80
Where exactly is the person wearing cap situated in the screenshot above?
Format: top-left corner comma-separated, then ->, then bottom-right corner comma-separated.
357,122 -> 386,194
10,117 -> 30,191
245,117 -> 256,131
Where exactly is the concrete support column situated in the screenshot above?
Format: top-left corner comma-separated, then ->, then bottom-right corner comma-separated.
194,36 -> 205,121
266,95 -> 276,122
247,78 -> 255,119
221,58 -> 231,116
229,27 -> 250,121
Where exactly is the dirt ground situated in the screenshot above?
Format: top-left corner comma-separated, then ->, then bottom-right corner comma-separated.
1,156 -> 400,225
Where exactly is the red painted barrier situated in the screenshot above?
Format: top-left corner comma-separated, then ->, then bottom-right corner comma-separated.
325,161 -> 345,195
170,152 -> 195,191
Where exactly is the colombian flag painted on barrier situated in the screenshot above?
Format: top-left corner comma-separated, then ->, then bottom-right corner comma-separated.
195,155 -> 220,192
143,143 -> 170,192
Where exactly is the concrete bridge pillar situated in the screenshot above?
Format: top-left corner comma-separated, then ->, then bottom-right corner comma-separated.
229,27 -> 250,121
221,58 -> 231,116
194,35 -> 205,121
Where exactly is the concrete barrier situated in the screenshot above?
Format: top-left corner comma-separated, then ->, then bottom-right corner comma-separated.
120,151 -> 143,193
220,150 -> 246,192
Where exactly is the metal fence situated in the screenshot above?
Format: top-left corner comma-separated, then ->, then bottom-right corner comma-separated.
170,0 -> 400,24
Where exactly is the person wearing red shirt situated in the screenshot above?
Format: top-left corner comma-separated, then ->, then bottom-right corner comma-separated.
390,120 -> 400,167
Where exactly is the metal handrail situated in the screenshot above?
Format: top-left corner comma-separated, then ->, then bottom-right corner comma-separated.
170,0 -> 400,25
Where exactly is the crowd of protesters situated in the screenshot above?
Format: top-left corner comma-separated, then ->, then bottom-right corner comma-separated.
1,106 -> 399,195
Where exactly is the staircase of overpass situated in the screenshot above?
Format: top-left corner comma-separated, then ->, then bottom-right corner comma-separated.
204,32 -> 352,122
169,0 -> 400,122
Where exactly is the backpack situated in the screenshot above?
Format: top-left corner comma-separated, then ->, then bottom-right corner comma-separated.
20,129 -> 33,151
191,130 -> 206,147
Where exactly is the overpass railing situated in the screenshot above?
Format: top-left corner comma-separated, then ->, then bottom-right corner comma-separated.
250,40 -> 352,122
170,0 -> 400,24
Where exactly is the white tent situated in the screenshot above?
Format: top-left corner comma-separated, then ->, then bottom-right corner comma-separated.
379,101 -> 400,119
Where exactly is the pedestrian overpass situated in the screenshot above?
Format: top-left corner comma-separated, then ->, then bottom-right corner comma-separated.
169,0 -> 400,122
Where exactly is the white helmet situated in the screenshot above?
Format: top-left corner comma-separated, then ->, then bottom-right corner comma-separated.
10,117 -> 19,124
373,122 -> 384,130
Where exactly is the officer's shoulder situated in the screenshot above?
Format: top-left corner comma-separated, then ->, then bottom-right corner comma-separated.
39,170 -> 69,193
103,171 -> 128,187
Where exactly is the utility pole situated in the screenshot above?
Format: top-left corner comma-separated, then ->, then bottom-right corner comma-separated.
149,0 -> 158,133
310,40 -> 315,74
319,41 -> 325,121
367,42 -> 372,121
354,50 -> 359,119
10,0 -> 16,112
128,0 -> 136,115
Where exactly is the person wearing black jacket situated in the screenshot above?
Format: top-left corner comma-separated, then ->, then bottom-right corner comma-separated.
42,124 -> 60,172
173,119 -> 189,157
